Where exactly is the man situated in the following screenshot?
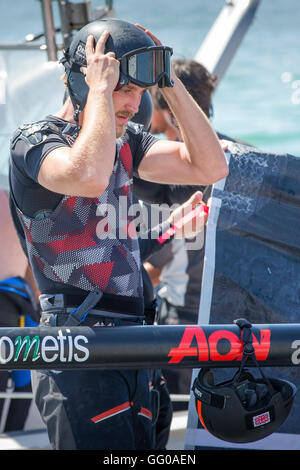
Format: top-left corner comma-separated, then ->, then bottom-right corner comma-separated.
9,19 -> 227,450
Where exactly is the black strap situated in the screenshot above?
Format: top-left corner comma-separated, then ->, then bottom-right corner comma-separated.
234,318 -> 274,391
192,379 -> 225,409
42,290 -> 145,317
60,49 -> 83,125
64,289 -> 103,326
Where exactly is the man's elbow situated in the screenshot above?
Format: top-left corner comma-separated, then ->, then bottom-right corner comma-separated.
198,161 -> 229,185
80,176 -> 109,198
215,163 -> 229,181
209,144 -> 230,182
68,168 -> 110,197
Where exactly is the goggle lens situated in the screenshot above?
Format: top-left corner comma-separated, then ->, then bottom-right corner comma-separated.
121,47 -> 173,87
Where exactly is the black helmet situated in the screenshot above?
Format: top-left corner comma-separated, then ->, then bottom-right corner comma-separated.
192,368 -> 296,444
61,19 -> 173,119
192,318 -> 297,444
131,90 -> 153,131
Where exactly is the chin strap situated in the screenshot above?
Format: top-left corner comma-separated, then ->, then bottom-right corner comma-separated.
60,49 -> 84,130
73,106 -> 81,129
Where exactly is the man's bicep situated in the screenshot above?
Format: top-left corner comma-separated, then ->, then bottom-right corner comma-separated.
37,145 -> 72,192
25,143 -> 66,182
137,140 -> 193,184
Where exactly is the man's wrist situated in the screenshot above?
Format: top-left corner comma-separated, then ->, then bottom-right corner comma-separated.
87,85 -> 113,100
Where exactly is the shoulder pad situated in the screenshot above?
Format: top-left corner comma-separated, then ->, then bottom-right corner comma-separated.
127,121 -> 144,135
11,121 -> 62,150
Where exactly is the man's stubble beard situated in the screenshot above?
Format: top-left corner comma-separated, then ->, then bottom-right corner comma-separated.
116,125 -> 127,139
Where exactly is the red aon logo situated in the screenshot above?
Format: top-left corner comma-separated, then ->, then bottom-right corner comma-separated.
168,326 -> 271,363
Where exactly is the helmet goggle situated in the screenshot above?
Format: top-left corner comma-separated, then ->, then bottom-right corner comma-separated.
119,46 -> 174,88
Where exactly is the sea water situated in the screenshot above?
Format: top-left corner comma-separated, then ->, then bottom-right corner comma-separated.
118,0 -> 300,156
0,0 -> 299,158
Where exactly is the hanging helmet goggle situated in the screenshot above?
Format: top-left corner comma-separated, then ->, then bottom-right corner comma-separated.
192,318 -> 297,444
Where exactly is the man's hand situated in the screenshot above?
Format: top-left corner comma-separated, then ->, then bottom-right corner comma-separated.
220,139 -> 229,152
135,24 -> 178,87
83,31 -> 120,93
168,191 -> 208,239
135,24 -> 162,46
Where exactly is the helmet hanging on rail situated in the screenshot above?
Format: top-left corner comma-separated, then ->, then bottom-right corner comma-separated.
192,318 -> 297,443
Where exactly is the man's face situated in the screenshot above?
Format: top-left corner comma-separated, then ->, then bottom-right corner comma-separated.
113,83 -> 147,138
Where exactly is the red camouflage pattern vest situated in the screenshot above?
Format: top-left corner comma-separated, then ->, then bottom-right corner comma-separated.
17,139 -> 143,300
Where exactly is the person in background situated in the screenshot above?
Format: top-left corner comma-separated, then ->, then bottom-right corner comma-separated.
150,59 -> 216,141
140,59 -> 228,411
